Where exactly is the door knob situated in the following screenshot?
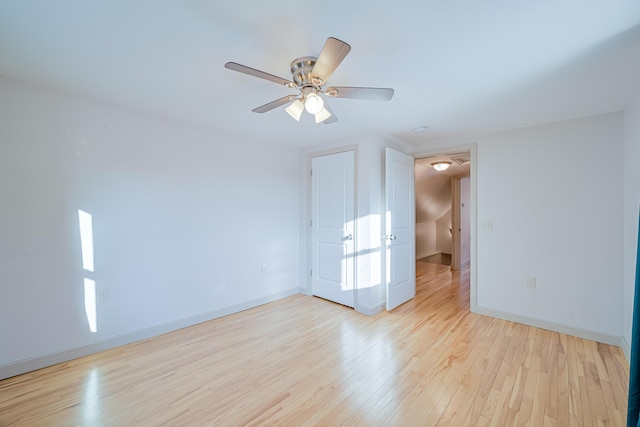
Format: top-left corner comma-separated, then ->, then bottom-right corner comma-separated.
343,234 -> 353,241
385,234 -> 397,241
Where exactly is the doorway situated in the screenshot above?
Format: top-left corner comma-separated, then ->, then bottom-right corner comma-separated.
414,151 -> 471,272
413,147 -> 474,309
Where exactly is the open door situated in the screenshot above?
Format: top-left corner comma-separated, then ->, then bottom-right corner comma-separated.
311,151 -> 356,307
385,147 -> 416,310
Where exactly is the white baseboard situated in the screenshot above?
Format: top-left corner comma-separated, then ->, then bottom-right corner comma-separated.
356,304 -> 384,316
621,336 -> 631,362
471,306 -> 623,348
415,251 -> 440,261
0,287 -> 300,381
299,286 -> 311,296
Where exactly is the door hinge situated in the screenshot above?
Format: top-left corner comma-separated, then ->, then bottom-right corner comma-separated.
310,269 -> 312,277
310,219 -> 312,227
310,169 -> 312,177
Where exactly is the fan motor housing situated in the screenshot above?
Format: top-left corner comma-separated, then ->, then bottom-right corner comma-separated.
290,56 -> 319,87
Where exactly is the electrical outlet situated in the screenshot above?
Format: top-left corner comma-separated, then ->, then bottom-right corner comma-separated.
526,277 -> 536,289
482,221 -> 493,231
261,264 -> 267,274
98,288 -> 110,303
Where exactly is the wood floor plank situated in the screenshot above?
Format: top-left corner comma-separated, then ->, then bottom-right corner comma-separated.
0,261 -> 629,426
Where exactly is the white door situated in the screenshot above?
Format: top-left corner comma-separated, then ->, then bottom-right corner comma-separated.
385,147 -> 415,310
311,151 -> 355,307
460,177 -> 471,266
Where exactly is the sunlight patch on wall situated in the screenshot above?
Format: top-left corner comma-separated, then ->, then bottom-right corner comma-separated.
78,209 -> 94,272
78,209 -> 97,333
84,278 -> 97,333
346,215 -> 382,290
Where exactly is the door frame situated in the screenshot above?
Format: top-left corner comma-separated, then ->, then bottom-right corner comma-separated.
451,174 -> 471,271
413,144 -> 477,310
452,176 -> 461,271
303,145 -> 358,302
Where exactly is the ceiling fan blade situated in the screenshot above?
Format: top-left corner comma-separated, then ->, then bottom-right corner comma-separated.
311,37 -> 351,84
324,86 -> 394,101
322,101 -> 338,124
225,62 -> 294,87
252,95 -> 297,113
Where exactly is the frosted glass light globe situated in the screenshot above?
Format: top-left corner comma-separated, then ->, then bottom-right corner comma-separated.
304,93 -> 324,114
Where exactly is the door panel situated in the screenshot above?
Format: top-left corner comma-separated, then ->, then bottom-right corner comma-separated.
385,148 -> 415,310
317,242 -> 344,284
311,151 -> 355,307
393,242 -> 411,284
317,164 -> 347,228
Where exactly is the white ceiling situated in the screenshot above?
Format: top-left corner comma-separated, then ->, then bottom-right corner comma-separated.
1,1 -> 639,148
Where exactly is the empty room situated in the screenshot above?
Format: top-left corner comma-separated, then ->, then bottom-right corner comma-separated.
1,1 -> 640,425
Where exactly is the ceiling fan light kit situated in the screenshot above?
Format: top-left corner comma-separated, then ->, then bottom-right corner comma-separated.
314,107 -> 332,123
285,99 -> 304,121
224,37 -> 394,124
304,92 -> 324,114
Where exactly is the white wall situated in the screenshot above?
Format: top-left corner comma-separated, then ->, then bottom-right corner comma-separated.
435,209 -> 452,254
413,112 -> 624,342
476,113 -> 623,339
0,76 -> 301,378
415,221 -> 437,259
624,91 -> 640,356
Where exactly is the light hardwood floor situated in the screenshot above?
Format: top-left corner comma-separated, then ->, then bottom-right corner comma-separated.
0,262 -> 630,426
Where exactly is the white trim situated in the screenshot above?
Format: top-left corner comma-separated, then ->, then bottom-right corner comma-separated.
621,337 -> 631,362
472,306 -> 624,348
0,287 -> 299,380
299,286 -> 312,296
379,134 -> 414,153
355,304 -> 384,316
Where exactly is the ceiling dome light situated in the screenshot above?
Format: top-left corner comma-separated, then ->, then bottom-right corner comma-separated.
304,93 -> 324,114
431,161 -> 452,172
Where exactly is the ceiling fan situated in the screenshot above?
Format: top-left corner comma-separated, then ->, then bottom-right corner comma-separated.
224,37 -> 394,124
